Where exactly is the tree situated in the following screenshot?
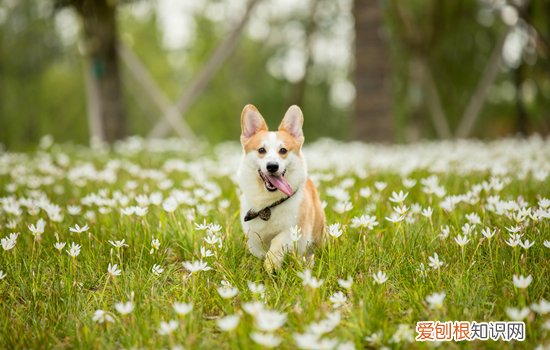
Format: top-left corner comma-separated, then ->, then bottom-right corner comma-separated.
56,0 -> 127,144
353,0 -> 393,142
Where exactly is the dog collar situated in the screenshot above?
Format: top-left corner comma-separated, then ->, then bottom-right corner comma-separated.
244,188 -> 298,222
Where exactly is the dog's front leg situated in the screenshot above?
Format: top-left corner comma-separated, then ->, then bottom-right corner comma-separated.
247,232 -> 267,259
264,232 -> 293,273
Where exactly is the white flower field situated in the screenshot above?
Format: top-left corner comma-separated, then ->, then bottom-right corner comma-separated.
0,136 -> 549,349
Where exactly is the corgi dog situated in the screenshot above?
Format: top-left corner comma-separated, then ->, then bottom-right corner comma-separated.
238,104 -> 325,272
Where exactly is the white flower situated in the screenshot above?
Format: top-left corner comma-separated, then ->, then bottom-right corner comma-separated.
372,270 -> 388,284
204,234 -> 221,246
385,213 -> 404,223
66,242 -> 81,257
359,187 -> 372,198
389,190 -> 408,203
254,309 -> 287,332
461,223 -> 475,236
107,263 -> 122,277
337,276 -> 353,289
54,242 -> 66,251
242,301 -> 265,316
120,207 -> 135,216
531,298 -> 550,314
505,237 -> 520,247
454,234 -> 470,246
544,240 -> 550,248
162,197 -> 178,213
539,198 -> 550,209
67,205 -> 81,215
426,292 -> 446,309
158,319 -> 179,335
218,286 -> 238,299
505,307 -> 530,321
329,291 -> 347,308
200,246 -> 215,258
115,301 -> 134,315
194,219 -> 210,231
374,181 -> 387,191
333,201 -> 353,214
294,332 -> 325,349
390,324 -> 414,343
512,274 -> 532,289
0,270 -> 6,280
250,332 -> 282,348
428,253 -> 445,270
217,314 -> 240,331
481,227 -> 496,239
365,330 -> 383,346
393,205 -> 409,215
152,264 -> 164,276
298,269 -> 324,289
290,225 -> 302,242
519,239 -> 535,249
439,225 -> 450,239
183,260 -> 212,273
135,194 -> 150,207
133,206 -> 148,216
108,239 -> 128,248
248,281 -> 266,296
421,207 -> 433,218
327,223 -> 344,238
409,203 -> 421,214
92,309 -> 114,324
465,212 -> 481,225
350,214 -> 379,230
305,312 -> 341,338
506,225 -> 522,233
403,178 -> 417,188
173,302 -> 193,315
69,224 -> 89,234
1,233 -> 18,251
150,237 -> 160,254
28,218 -> 46,236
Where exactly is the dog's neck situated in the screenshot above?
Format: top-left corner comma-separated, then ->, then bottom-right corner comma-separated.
244,186 -> 301,222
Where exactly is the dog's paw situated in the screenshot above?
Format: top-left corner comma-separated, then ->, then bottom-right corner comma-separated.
264,258 -> 275,274
264,254 -> 282,274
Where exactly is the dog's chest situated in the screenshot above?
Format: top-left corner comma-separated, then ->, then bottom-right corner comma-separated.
241,192 -> 302,238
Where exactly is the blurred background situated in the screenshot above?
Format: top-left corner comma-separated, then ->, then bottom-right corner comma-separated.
0,0 -> 549,150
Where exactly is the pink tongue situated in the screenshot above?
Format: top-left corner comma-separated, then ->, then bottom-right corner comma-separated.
266,175 -> 293,196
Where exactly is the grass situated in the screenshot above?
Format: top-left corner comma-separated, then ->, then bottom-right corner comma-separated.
0,137 -> 549,349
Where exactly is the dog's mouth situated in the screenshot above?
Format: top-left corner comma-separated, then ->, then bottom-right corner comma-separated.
258,169 -> 293,196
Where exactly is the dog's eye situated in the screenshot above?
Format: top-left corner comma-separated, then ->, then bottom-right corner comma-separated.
279,148 -> 288,155
258,147 -> 266,154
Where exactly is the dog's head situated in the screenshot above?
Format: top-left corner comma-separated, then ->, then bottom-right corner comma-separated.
239,104 -> 306,197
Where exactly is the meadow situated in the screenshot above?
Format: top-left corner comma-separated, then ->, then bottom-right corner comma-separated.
0,136 -> 549,349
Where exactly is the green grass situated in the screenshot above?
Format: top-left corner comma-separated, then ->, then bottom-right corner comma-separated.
0,139 -> 549,349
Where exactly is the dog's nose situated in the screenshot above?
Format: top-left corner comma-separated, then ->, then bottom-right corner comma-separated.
266,162 -> 279,173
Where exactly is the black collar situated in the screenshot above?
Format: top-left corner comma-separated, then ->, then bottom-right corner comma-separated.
244,188 -> 298,222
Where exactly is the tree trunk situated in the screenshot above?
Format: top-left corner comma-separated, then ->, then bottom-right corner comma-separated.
75,0 -> 126,144
353,0 -> 393,142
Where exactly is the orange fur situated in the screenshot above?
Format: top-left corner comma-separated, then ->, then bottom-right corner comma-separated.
242,130 -> 269,154
299,178 -> 326,245
275,130 -> 303,157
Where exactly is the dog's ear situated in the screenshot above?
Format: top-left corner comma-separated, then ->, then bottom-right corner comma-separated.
241,104 -> 268,142
279,105 -> 304,141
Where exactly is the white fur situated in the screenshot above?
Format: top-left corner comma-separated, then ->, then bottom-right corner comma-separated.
238,131 -> 313,271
